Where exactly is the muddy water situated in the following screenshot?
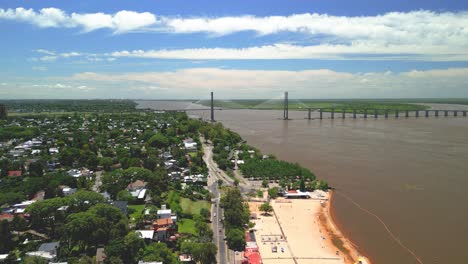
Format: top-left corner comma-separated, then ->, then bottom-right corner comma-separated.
137,101 -> 468,264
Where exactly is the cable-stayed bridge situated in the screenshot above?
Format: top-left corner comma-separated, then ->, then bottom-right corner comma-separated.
145,92 -> 468,121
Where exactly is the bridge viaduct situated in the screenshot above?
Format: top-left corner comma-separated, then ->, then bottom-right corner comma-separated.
157,92 -> 468,121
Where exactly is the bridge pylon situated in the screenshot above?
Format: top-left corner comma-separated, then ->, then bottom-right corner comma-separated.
210,92 -> 215,122
283,92 -> 289,120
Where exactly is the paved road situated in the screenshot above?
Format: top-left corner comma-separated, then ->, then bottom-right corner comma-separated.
203,138 -> 228,264
92,171 -> 103,192
202,137 -> 258,264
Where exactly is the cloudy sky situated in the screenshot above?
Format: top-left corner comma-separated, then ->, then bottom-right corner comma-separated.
1,0 -> 468,99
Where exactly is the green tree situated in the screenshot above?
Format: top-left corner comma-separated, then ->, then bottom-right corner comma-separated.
181,242 -> 217,264
147,134 -> 169,148
29,161 -> 44,177
268,187 -> 280,199
315,180 -> 329,190
141,243 -> 177,264
259,202 -> 273,215
226,228 -> 246,251
200,207 -> 211,220
99,157 -> 113,171
194,215 -> 213,242
300,177 -> 306,192
11,215 -> 28,231
116,190 -> 136,203
0,220 -> 13,253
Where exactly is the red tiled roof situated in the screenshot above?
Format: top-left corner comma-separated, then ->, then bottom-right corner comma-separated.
155,218 -> 173,226
287,190 -> 297,194
0,213 -> 14,221
127,180 -> 147,189
8,170 -> 22,177
245,252 -> 261,264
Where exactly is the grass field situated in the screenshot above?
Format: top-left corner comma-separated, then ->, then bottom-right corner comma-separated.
128,204 -> 145,221
180,197 -> 211,216
178,218 -> 197,235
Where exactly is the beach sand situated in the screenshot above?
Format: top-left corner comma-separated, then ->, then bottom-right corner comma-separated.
249,191 -> 370,264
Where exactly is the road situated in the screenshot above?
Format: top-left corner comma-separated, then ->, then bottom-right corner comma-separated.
202,138 -> 228,264
202,137 -> 258,264
92,171 -> 103,192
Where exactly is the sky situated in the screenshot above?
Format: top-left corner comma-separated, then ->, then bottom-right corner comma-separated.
0,0 -> 468,99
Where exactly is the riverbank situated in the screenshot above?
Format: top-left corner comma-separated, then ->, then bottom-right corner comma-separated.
249,192 -> 369,264
319,192 -> 370,264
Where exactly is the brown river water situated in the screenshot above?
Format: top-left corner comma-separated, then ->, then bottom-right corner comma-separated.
137,101 -> 468,264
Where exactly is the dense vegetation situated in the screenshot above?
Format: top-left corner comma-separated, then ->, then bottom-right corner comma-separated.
220,188 -> 250,251
0,99 -> 137,113
0,107 -> 219,263
240,159 -> 315,181
0,126 -> 39,142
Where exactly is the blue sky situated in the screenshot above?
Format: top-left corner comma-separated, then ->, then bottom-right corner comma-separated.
0,0 -> 468,99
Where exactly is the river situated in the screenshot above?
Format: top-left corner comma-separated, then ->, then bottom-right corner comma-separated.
137,100 -> 468,264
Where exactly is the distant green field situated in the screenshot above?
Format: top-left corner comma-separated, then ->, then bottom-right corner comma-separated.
178,218 -> 197,235
199,99 -> 438,113
180,197 -> 210,216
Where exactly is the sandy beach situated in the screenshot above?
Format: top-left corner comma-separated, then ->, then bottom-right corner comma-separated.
249,191 -> 369,264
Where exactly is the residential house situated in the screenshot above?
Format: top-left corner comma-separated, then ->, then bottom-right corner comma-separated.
26,242 -> 59,261
127,180 -> 148,201
135,230 -> 155,241
96,248 -> 106,264
183,138 -> 197,152
110,201 -> 128,215
7,170 -> 22,177
154,204 -> 177,241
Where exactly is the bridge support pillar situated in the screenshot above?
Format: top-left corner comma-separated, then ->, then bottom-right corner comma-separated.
353,109 -> 357,119
364,109 -> 367,119
308,108 -> 311,120
435,110 -> 439,117
385,110 -> 388,119
319,109 -> 323,120
210,92 -> 215,122
342,109 -> 346,119
331,108 -> 335,119
416,110 -> 419,118
463,111 -> 467,117
425,110 -> 429,118
444,110 -> 448,117
283,91 -> 289,120
374,109 -> 378,118
405,110 -> 409,118
454,111 -> 458,117
395,110 -> 399,118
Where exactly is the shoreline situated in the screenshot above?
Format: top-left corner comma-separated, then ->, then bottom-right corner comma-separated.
319,191 -> 371,264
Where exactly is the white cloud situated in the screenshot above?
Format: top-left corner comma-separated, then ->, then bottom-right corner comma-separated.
0,7 -> 157,33
32,66 -> 48,71
3,67 -> 468,99
2,8 -> 465,60
77,85 -> 95,91
39,56 -> 58,62
108,43 -> 468,61
68,67 -> 468,98
35,49 -> 56,55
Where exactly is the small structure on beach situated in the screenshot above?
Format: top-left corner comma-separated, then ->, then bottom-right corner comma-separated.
284,190 -> 311,199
